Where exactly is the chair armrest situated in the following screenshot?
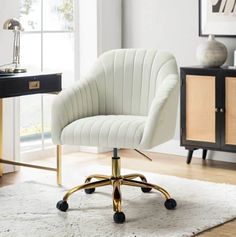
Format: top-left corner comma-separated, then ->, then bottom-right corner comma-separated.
139,74 -> 179,149
51,79 -> 99,144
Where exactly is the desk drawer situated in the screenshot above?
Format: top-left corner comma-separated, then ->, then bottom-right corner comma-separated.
0,74 -> 61,98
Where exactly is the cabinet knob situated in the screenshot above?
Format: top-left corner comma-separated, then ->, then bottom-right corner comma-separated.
215,108 -> 219,112
220,108 -> 225,113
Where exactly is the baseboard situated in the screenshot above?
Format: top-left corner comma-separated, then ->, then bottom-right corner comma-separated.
21,145 -> 112,163
79,146 -> 112,154
148,139 -> 236,163
148,140 -> 201,158
20,145 -> 80,162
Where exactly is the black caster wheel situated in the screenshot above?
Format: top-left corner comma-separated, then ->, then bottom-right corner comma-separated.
84,188 -> 95,194
56,200 -> 69,212
141,187 -> 152,193
113,212 -> 126,224
164,198 -> 177,210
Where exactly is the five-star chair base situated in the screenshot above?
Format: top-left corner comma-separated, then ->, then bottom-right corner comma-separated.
56,148 -> 177,223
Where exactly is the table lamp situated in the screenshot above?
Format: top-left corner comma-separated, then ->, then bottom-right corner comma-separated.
3,18 -> 27,73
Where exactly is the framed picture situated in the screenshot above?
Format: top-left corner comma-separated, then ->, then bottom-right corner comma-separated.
199,0 -> 236,37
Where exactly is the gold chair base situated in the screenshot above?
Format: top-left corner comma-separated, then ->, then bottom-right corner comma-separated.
63,173 -> 171,211
57,149 -> 176,223
61,157 -> 173,216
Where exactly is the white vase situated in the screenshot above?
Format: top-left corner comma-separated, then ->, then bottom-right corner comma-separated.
196,35 -> 228,67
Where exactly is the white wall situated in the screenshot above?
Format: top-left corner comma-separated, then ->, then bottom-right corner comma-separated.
79,0 -> 97,77
123,0 -> 236,66
97,0 -> 122,55
122,0 -> 236,162
79,0 -> 122,76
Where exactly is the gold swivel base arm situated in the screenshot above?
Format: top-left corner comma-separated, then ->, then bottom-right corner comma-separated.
56,148 -> 177,224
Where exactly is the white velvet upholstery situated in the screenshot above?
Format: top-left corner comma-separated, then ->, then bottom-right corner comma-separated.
61,115 -> 146,149
51,49 -> 179,149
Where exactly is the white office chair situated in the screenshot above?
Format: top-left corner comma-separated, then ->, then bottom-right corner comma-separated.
52,49 -> 179,223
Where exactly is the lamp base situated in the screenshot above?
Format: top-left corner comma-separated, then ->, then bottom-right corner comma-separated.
4,67 -> 27,73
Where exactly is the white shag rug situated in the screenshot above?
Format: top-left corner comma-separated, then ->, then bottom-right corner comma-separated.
0,172 -> 236,237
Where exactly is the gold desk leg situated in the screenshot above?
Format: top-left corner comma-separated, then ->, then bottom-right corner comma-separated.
0,99 -> 3,176
57,145 -> 62,186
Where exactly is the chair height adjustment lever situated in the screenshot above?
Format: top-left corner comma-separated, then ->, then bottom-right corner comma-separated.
134,149 -> 152,161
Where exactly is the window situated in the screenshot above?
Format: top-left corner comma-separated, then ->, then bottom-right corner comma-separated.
19,0 -> 75,153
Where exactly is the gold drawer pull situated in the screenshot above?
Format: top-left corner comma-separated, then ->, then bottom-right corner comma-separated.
29,81 -> 40,90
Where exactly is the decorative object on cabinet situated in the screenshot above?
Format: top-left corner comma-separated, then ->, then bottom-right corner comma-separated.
199,0 -> 236,37
3,18 -> 26,73
196,35 -> 227,67
180,66 -> 236,164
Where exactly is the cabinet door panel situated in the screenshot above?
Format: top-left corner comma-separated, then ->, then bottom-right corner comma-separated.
186,75 -> 216,143
225,77 -> 236,145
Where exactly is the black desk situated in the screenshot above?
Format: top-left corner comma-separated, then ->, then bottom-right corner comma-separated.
0,72 -> 62,184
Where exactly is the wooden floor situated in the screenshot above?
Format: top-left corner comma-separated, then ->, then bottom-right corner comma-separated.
0,149 -> 236,236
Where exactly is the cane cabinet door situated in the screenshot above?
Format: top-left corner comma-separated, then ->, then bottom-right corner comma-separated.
186,75 -> 216,142
223,75 -> 236,151
181,69 -> 221,149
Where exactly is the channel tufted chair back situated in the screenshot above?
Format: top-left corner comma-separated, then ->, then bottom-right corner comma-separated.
87,49 -> 178,116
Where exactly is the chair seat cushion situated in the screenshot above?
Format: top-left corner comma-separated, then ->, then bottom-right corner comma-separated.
61,115 -> 147,149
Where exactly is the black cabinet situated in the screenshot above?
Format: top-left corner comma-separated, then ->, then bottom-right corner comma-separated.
180,66 -> 236,163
